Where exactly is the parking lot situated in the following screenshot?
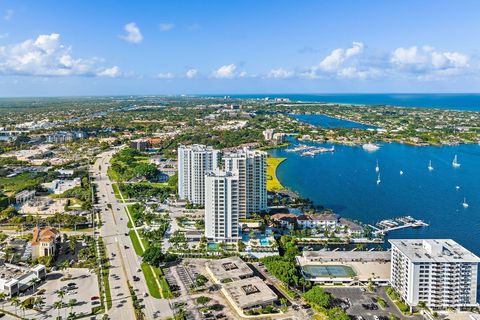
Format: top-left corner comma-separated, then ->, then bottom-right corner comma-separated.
40,268 -> 100,319
324,287 -> 423,320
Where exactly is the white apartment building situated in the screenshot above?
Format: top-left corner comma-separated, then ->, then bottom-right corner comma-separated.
178,144 -> 220,205
223,148 -> 267,218
204,170 -> 240,243
389,239 -> 480,310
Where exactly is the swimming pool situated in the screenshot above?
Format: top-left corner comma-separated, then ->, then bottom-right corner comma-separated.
301,265 -> 356,278
259,237 -> 270,246
207,243 -> 219,251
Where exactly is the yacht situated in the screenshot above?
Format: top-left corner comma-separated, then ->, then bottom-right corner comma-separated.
428,160 -> 433,171
375,160 -> 380,173
456,185 -> 460,190
463,197 -> 469,208
452,155 -> 461,168
376,172 -> 381,185
400,170 -> 404,175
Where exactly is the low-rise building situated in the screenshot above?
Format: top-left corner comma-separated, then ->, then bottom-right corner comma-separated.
389,239 -> 480,310
297,250 -> 391,286
205,256 -> 254,283
222,277 -> 277,314
297,213 -> 340,230
31,227 -> 60,259
0,263 -> 46,296
42,178 -> 81,195
15,190 -> 36,205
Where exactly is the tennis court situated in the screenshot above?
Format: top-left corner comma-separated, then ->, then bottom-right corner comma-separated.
302,265 -> 357,278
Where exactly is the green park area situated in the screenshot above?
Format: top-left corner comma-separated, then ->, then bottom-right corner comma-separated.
266,157 -> 286,191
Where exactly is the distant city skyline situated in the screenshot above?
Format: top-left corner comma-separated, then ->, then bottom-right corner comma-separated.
1,0 -> 480,96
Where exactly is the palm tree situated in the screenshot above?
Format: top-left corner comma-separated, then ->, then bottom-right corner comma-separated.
67,312 -> 77,320
29,277 -> 40,294
20,300 -> 28,317
67,299 -> 77,314
0,292 -> 6,309
53,300 -> 62,319
10,297 -> 20,315
55,289 -> 66,301
34,296 -> 45,310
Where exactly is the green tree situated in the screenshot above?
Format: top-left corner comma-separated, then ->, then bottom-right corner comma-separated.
303,286 -> 331,308
195,296 -> 211,306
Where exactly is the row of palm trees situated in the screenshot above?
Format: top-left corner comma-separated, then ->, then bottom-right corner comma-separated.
0,282 -> 78,319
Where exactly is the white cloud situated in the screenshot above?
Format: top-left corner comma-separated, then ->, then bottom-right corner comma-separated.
121,22 -> 143,44
186,68 -> 198,79
267,68 -> 294,79
159,23 -> 175,32
318,41 -> 364,72
97,66 -> 121,78
391,45 -> 469,78
3,9 -> 13,21
0,33 -> 118,77
155,72 -> 174,79
212,64 -> 237,79
303,41 -> 376,79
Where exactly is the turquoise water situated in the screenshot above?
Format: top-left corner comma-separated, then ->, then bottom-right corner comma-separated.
207,243 -> 219,251
269,136 -> 480,256
259,237 -> 269,246
220,94 -> 480,111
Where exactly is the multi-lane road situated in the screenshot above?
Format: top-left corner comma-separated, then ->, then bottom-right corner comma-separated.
91,150 -> 173,320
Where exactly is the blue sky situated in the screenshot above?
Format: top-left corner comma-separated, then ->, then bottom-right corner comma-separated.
0,0 -> 479,96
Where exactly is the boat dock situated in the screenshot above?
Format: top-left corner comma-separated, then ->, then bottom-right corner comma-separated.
369,216 -> 429,235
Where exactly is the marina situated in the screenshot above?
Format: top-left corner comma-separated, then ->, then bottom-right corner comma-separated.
285,144 -> 335,157
369,216 -> 429,236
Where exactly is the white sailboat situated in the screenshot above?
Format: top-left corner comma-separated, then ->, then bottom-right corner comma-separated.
376,172 -> 381,185
375,160 -> 380,173
428,160 -> 433,171
452,155 -> 461,168
463,197 -> 469,208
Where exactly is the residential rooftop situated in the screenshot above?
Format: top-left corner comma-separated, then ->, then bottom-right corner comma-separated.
389,239 -> 480,263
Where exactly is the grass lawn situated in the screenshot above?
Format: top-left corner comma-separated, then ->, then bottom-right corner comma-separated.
266,157 -> 286,191
129,230 -> 145,256
154,267 -> 173,298
141,262 -> 161,299
0,172 -> 43,196
111,183 -> 121,199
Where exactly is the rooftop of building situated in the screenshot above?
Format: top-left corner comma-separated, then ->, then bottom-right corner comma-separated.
0,262 -> 45,285
297,251 -> 391,281
300,250 -> 391,263
297,213 -> 340,222
222,276 -> 277,310
179,144 -> 218,152
31,227 -> 60,246
389,239 -> 480,263
206,256 -> 253,282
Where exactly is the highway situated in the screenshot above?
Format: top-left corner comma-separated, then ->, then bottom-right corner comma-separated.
91,150 -> 173,320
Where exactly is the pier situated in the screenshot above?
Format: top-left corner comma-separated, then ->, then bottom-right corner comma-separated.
369,216 -> 429,235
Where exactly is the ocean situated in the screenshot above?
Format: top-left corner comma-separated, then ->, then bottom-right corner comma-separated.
223,93 -> 480,111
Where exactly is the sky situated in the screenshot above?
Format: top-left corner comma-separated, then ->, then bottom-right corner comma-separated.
0,0 -> 480,96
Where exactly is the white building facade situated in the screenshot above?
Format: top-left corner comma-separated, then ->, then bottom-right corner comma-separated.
389,239 -> 480,310
223,148 -> 267,218
204,170 -> 240,243
178,144 -> 220,206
